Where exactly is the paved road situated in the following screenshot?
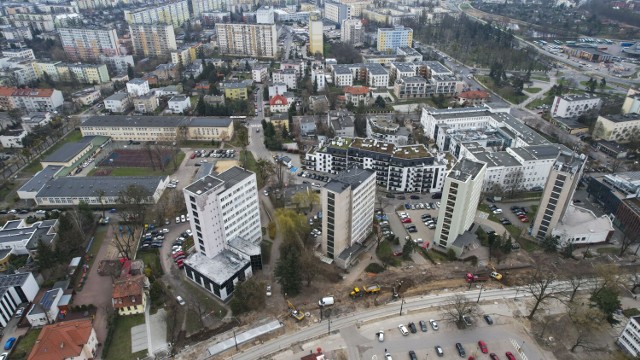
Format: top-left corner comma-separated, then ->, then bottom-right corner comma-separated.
231,279 -> 594,360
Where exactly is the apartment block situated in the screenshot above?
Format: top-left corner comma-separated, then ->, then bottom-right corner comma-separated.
272,69 -> 297,89
0,87 -> 64,112
256,6 -> 275,24
221,81 -> 249,100
304,137 -> 447,193
340,18 -> 363,45
321,167 -> 376,268
551,93 -> 602,118
57,27 -> 120,61
124,0 -> 190,27
593,113 -> 640,143
619,316 -> 640,357
1,48 -> 35,60
133,93 -> 159,114
308,16 -> 323,56
126,78 -> 150,97
531,151 -> 586,241
377,26 -> 413,52
433,158 -> 486,254
191,0 -> 227,17
622,88 -> 640,115
170,43 -> 202,65
325,1 -> 349,24
331,63 -> 389,88
394,76 -> 428,99
0,273 -> 39,327
55,63 -> 110,84
366,114 -> 410,145
182,166 -> 262,301
129,24 -> 177,57
215,23 -> 278,58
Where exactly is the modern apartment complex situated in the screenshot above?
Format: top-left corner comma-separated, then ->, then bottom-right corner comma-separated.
0,87 -> 64,112
551,93 -> 602,118
433,158 -> 486,254
340,18 -> 363,45
182,166 -> 262,301
305,137 -> 448,193
191,0 -> 226,17
321,167 -> 376,269
124,1 -> 190,27
80,115 -> 235,142
619,316 -> 640,357
57,27 -> 120,61
331,63 -> 389,87
215,23 -> 278,58
531,151 -> 586,241
365,114 -> 410,145
129,24 -> 177,57
377,26 -> 413,52
324,1 -> 349,24
308,16 -> 324,56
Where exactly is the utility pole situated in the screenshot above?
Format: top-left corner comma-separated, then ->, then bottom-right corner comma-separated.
399,297 -> 405,316
233,329 -> 238,350
477,284 -> 484,303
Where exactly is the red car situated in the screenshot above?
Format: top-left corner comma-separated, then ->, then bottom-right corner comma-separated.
401,218 -> 412,223
190,152 -> 197,159
519,217 -> 529,222
478,341 -> 488,354
171,251 -> 185,259
505,352 -> 516,360
176,259 -> 184,268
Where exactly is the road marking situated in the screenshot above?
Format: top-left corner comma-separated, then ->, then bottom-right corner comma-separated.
510,338 -> 528,360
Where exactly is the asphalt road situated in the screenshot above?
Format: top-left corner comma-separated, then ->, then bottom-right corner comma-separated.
232,279 -> 595,360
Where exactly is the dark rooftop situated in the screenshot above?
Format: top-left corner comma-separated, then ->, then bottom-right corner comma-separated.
448,158 -> 485,182
324,167 -> 375,193
42,136 -> 93,163
35,176 -> 166,198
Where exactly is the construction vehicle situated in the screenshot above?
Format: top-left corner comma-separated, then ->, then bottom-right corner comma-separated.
287,300 -> 305,321
487,262 -> 503,280
350,284 -> 382,298
465,273 -> 489,282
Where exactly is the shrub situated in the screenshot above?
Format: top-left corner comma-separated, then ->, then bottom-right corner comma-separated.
365,263 -> 385,274
267,221 -> 276,239
447,249 -> 457,261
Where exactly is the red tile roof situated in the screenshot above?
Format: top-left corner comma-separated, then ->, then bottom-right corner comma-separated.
28,319 -> 94,360
112,274 -> 145,309
344,86 -> 369,95
459,90 -> 490,100
0,87 -> 15,97
269,94 -> 288,106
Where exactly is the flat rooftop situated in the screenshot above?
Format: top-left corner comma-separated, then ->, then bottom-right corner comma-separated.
602,113 -> 640,123
325,167 -> 375,193
184,251 -> 249,285
556,204 -> 613,235
449,158 -> 485,182
35,176 -> 166,198
18,165 -> 63,194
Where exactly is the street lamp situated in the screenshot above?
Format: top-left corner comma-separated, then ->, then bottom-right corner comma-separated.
399,297 -> 406,316
477,284 -> 484,303
233,329 -> 238,350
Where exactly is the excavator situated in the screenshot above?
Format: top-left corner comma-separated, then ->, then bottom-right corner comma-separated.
287,300 -> 305,321
487,262 -> 503,281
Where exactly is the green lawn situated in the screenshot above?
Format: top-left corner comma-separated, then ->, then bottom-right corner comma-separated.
104,314 -> 146,360
530,75 -> 550,82
524,87 -> 542,93
10,328 -> 41,360
525,96 -> 554,110
596,247 -> 620,255
136,249 -> 164,277
476,76 -> 528,104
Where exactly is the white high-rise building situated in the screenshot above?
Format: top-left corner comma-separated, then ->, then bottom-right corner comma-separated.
124,0 -> 190,27
256,6 -> 275,24
433,158 -> 486,255
551,94 -> 601,118
321,167 -> 376,269
340,18 -> 363,45
182,166 -> 262,301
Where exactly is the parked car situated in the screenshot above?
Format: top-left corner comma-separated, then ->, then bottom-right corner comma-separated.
15,307 -> 24,317
398,324 -> 409,336
484,314 -> 494,325
175,216 -> 181,224
455,343 -> 466,357
377,330 -> 384,342
176,296 -> 186,305
3,338 -> 15,351
505,352 -> 516,360
408,322 -> 417,333
419,320 -> 428,332
429,319 -> 439,330
434,345 -> 444,357
478,341 -> 488,353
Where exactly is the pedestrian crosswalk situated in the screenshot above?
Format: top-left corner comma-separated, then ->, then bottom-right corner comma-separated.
509,338 -> 529,360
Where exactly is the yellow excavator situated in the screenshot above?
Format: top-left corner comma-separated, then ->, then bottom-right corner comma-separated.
487,262 -> 503,281
287,300 -> 305,321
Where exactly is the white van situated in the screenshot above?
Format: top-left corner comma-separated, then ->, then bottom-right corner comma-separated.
318,296 -> 334,306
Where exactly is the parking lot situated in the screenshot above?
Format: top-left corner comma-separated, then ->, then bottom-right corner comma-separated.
383,197 -> 442,255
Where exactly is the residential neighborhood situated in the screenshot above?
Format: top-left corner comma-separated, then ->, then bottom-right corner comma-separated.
0,0 -> 638,359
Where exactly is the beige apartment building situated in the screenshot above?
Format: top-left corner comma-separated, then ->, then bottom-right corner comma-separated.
215,23 -> 278,58
124,0 -> 190,27
129,24 -> 177,57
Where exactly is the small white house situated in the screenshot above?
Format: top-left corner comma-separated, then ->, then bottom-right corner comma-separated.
126,78 -> 150,97
104,92 -> 131,114
168,95 -> 191,114
27,288 -> 62,327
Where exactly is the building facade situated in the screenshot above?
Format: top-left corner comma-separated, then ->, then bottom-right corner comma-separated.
433,158 -> 486,254
0,87 -> 64,112
57,27 -> 119,61
308,17 -> 323,56
124,0 -> 190,27
618,316 -> 640,357
321,167 -> 376,268
551,94 -> 602,118
377,26 -> 413,52
215,23 -> 278,58
531,151 -> 586,241
340,18 -> 363,45
129,24 -> 178,57
593,113 -> 640,143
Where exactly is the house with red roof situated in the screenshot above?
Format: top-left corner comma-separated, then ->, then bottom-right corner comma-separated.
269,93 -> 290,113
457,90 -> 490,106
344,86 -> 370,106
112,274 -> 147,316
28,319 -> 98,360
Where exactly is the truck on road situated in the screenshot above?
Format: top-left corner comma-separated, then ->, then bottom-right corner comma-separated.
350,284 -> 382,297
465,273 -> 489,282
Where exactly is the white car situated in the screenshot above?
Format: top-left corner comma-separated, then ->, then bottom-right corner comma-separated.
35,210 -> 46,215
266,285 -> 272,297
180,215 -> 186,222
377,330 -> 384,342
398,324 -> 409,336
186,214 -> 190,221
186,229 -> 192,236
176,296 -> 186,306
429,319 -> 439,330
175,216 -> 181,224
162,228 -> 170,234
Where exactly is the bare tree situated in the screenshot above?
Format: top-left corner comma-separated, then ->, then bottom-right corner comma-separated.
619,230 -> 639,256
96,189 -> 107,219
591,264 -> 619,298
442,294 -> 480,326
189,297 -> 208,329
525,267 -> 558,320
566,303 -> 607,353
110,223 -> 138,260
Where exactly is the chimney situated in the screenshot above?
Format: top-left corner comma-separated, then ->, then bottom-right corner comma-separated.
60,342 -> 64,349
